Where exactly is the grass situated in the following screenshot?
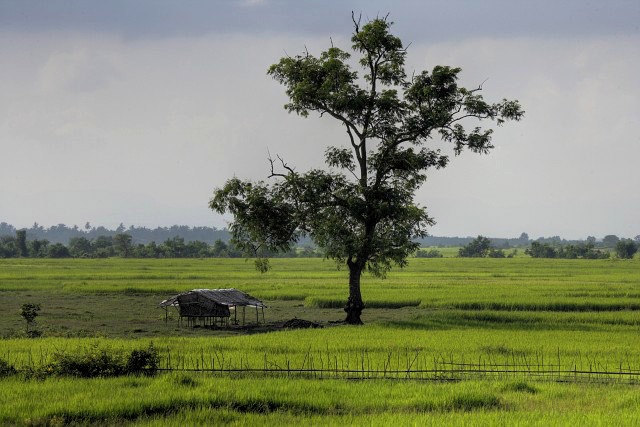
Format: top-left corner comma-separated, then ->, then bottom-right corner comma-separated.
1,257 -> 639,424
1,374 -> 638,426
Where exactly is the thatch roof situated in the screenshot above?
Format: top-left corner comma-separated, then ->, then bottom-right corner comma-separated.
160,288 -> 266,308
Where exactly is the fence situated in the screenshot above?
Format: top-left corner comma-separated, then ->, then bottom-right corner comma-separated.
5,347 -> 638,384
156,348 -> 640,385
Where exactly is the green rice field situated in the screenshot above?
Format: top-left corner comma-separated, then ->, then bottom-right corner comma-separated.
1,257 -> 639,425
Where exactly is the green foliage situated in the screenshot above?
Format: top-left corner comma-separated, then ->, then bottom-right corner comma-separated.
113,233 -> 133,258
213,16 -> 523,322
126,343 -> 160,375
45,345 -> 127,378
615,239 -> 637,259
33,344 -> 160,378
458,236 -> 493,257
20,303 -> 41,333
526,241 -> 609,259
47,243 -> 70,258
602,234 -> 620,248
0,358 -> 17,377
416,248 -> 443,258
16,229 -> 28,257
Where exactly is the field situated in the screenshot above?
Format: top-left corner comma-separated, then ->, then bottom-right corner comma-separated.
1,257 -> 639,425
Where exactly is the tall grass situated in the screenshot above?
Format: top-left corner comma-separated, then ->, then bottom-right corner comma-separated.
1,374 -> 638,426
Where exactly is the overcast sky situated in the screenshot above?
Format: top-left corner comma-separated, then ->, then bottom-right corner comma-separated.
1,0 -> 639,239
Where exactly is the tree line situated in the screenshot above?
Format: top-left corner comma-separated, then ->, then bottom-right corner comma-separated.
0,222 -> 231,245
457,236 -> 638,259
1,223 -> 636,250
0,230 -> 321,259
1,222 -> 637,259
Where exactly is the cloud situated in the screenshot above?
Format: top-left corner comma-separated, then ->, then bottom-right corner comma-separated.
39,47 -> 121,93
1,8 -> 638,238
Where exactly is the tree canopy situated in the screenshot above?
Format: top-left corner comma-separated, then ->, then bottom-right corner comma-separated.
210,15 -> 524,324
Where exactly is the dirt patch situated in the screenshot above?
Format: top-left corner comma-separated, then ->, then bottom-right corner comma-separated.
281,318 -> 323,329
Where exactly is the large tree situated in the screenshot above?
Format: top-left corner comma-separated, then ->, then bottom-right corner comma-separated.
211,15 -> 523,324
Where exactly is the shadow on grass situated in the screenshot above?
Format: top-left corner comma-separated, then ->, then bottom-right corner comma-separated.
378,310 -> 633,332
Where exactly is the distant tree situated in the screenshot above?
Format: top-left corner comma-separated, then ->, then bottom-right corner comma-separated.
525,241 -> 557,258
615,239 -> 637,259
113,233 -> 133,258
211,239 -> 228,257
68,237 -> 93,258
416,248 -> 443,258
0,222 -> 15,236
458,236 -> 493,257
162,236 -> 186,258
16,230 -> 28,257
20,303 -> 41,334
93,235 -> 114,257
586,236 -> 596,245
0,236 -> 18,258
602,235 -> 620,248
211,16 -> 523,324
487,248 -> 506,258
28,239 -> 50,258
47,243 -> 70,258
517,232 -> 529,246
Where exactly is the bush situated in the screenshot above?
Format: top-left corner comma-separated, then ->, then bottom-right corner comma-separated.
40,344 -> 160,378
458,236 -> 492,258
416,249 -> 443,258
126,343 -> 160,375
0,358 -> 17,377
615,239 -> 638,259
488,248 -> 506,258
48,345 -> 126,378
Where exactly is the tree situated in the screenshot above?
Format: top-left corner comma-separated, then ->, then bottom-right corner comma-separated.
615,239 -> 637,259
47,243 -> 70,258
210,15 -> 523,324
602,235 -> 620,248
28,239 -> 50,258
458,236 -> 492,257
20,303 -> 40,333
68,237 -> 93,258
525,241 -> 557,258
16,229 -> 28,257
113,233 -> 133,258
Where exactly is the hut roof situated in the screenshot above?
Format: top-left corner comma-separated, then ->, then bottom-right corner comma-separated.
159,288 -> 266,308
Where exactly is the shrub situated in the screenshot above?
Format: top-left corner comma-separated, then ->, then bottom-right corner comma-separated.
458,236 -> 492,258
416,249 -> 443,258
615,239 -> 638,259
40,344 -> 161,378
126,343 -> 160,375
0,358 -> 17,377
488,248 -> 506,258
48,345 -> 126,378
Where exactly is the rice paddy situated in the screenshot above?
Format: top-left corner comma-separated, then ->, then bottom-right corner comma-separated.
1,256 -> 639,425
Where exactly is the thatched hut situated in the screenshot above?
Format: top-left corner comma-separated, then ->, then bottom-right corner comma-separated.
160,288 -> 266,327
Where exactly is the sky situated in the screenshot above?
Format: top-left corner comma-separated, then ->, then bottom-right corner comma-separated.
1,0 -> 639,240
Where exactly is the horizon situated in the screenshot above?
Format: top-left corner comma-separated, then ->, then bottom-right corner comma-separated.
1,220 -> 636,242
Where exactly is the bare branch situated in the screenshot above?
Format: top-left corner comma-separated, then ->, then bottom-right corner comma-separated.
351,11 -> 361,32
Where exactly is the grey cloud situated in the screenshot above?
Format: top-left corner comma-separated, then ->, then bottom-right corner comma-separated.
1,0 -> 638,42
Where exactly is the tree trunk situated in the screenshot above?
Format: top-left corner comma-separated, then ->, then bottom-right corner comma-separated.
344,260 -> 365,324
